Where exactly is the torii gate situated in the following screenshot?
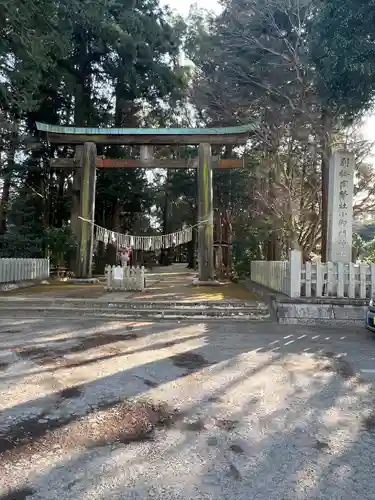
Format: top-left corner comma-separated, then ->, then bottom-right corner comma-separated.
36,122 -> 255,281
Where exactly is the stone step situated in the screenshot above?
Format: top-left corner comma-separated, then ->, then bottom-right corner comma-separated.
0,305 -> 270,320
0,297 -> 268,311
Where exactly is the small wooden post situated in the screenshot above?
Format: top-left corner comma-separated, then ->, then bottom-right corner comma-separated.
289,249 -> 301,298
197,143 -> 215,281
77,142 -> 97,278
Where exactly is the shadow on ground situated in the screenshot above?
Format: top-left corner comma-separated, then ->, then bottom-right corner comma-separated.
0,319 -> 375,499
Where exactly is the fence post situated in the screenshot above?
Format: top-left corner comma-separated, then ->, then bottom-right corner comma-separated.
135,267 -> 140,290
305,261 -> 312,297
337,262 -> 344,298
327,262 -> 334,296
134,267 -> 137,290
125,266 -> 129,291
360,263 -> 367,299
105,265 -> 111,290
348,263 -> 355,298
5,259 -> 9,283
140,266 -> 145,291
288,250 -> 301,298
371,264 -> 375,300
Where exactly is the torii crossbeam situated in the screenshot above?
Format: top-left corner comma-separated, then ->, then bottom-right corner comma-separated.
36,122 -> 256,281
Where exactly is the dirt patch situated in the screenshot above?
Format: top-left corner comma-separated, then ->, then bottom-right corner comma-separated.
181,418 -> 206,432
80,400 -> 178,447
0,399 -> 179,463
0,399 -> 118,456
0,362 -> 9,371
171,352 -> 211,371
0,413 -> 61,455
208,395 -> 223,403
159,341 -> 177,348
355,376 -> 368,386
0,487 -> 35,500
314,439 -> 330,451
59,386 -> 82,399
216,419 -> 239,431
207,436 -> 218,446
227,463 -> 241,481
362,412 -> 375,432
229,443 -> 244,454
142,379 -> 158,388
13,333 -> 138,366
103,347 -> 121,356
2,283 -> 105,299
14,346 -> 58,365
319,352 -> 355,380
69,333 -> 138,353
335,360 -> 355,380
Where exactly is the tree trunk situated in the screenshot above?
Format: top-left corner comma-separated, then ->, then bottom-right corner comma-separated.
56,170 -> 66,228
0,176 -> 11,235
160,170 -> 172,266
226,213 -> 233,274
187,225 -> 197,269
320,109 -> 333,262
0,121 -> 18,234
71,31 -> 93,274
73,28 -> 92,127
112,201 -> 121,232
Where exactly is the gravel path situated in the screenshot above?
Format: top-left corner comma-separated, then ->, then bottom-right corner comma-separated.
0,318 -> 375,499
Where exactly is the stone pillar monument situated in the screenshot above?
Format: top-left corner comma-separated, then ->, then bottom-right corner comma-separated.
327,149 -> 355,263
197,143 -> 215,281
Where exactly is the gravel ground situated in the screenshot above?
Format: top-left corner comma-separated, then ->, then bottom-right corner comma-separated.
0,318 -> 375,499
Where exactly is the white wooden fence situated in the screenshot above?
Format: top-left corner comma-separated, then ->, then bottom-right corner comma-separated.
250,260 -> 290,295
301,261 -> 375,299
105,265 -> 145,292
0,258 -> 50,283
251,250 -> 375,299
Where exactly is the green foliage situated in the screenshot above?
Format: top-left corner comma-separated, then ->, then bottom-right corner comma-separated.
0,0 -> 189,265
364,239 -> 375,263
0,232 -> 44,258
232,232 -> 262,277
357,221 -> 375,243
186,0 -> 375,262
352,232 -> 364,261
3,0 -> 375,272
0,0 -> 65,115
44,225 -> 77,266
311,0 -> 375,120
0,193 -> 45,258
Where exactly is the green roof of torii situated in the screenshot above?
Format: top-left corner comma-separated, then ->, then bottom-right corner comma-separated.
36,122 -> 257,145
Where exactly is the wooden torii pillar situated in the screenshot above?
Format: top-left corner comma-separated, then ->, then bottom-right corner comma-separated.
75,142 -> 97,278
197,143 -> 215,281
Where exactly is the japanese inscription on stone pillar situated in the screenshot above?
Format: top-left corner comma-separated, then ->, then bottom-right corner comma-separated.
327,150 -> 354,263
